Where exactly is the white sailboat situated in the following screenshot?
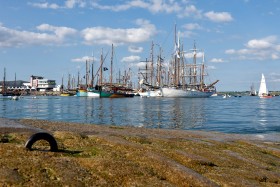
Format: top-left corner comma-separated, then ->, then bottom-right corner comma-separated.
258,73 -> 272,98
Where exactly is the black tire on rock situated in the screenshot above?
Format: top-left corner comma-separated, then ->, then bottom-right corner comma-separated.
25,132 -> 58,152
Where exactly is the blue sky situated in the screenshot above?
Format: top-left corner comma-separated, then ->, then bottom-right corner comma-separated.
0,0 -> 280,91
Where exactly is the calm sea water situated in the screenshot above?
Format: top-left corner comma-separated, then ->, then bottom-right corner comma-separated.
1,95 -> 280,135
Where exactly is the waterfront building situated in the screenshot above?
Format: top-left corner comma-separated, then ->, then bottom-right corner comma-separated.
30,75 -> 56,91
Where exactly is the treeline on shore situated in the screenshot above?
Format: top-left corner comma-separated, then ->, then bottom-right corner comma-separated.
218,91 -> 280,96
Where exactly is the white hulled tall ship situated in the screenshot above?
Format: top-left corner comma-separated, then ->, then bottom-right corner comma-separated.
161,26 -> 219,98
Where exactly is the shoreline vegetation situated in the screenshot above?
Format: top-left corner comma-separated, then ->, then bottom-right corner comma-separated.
0,118 -> 280,186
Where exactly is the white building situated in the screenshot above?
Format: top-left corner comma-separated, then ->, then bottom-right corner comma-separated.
53,85 -> 62,92
30,75 -> 56,91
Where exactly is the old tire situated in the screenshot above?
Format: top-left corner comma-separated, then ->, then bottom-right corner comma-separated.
25,132 -> 58,152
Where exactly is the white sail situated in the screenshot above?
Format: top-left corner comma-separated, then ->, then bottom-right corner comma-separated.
258,73 -> 268,97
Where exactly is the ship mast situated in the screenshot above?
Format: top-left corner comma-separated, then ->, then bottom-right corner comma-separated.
61,75 -> 64,90
193,42 -> 197,86
174,24 -> 177,85
177,32 -> 180,86
2,67 -> 6,94
200,50 -> 205,89
145,58 -> 148,82
85,59 -> 88,88
91,62 -> 94,87
68,73 -> 71,90
77,71 -> 80,88
14,73 -> 16,88
100,49 -> 103,86
181,45 -> 185,88
157,46 -> 162,86
150,41 -> 154,86
110,44 -> 113,87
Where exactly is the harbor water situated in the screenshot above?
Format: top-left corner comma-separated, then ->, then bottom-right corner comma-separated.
0,95 -> 280,135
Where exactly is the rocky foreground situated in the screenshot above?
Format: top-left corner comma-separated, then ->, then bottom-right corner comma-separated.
0,118 -> 280,186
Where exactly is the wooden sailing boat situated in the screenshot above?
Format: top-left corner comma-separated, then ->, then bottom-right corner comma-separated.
161,25 -> 219,98
138,42 -> 163,97
76,45 -> 134,98
258,73 -> 272,98
99,44 -> 134,98
60,74 -> 75,96
76,66 -> 88,97
86,56 -> 100,97
76,54 -> 100,97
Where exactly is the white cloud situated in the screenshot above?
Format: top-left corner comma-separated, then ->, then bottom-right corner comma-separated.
271,54 -> 279,60
90,1 -> 233,25
148,0 -> 181,14
206,65 -> 216,70
29,2 -> 60,9
135,61 -> 147,68
204,11 -> 233,22
90,2 -> 132,11
0,24 -> 77,48
91,0 -> 181,14
179,5 -> 202,18
65,0 -> 80,8
178,30 -> 197,38
37,24 -> 77,38
29,0 -> 86,9
71,55 -> 95,62
246,39 -> 271,49
81,19 -> 156,46
128,46 -> 143,53
210,58 -> 225,63
225,36 -> 280,61
29,1 -> 234,27
183,23 -> 202,30
184,51 -> 204,59
180,23 -> 202,38
246,36 -> 276,49
0,20 -> 155,48
121,55 -> 141,63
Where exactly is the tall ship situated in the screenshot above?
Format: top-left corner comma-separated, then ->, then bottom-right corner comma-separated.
161,26 -> 218,98
76,44 -> 134,98
138,42 -> 164,97
249,83 -> 257,96
97,44 -> 134,98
